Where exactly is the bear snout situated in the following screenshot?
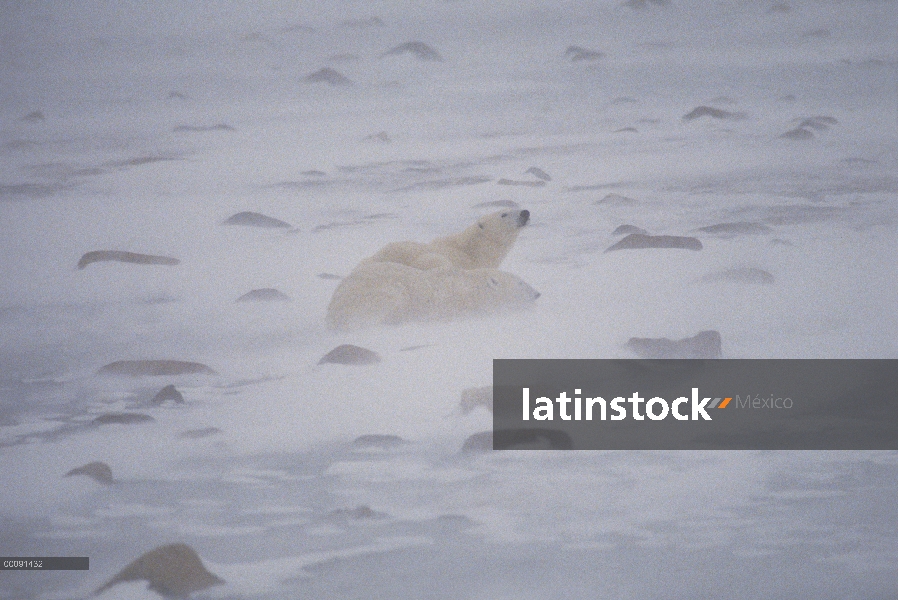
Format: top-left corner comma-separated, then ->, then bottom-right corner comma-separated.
517,210 -> 530,227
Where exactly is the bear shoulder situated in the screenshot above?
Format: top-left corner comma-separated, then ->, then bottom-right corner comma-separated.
362,209 -> 529,271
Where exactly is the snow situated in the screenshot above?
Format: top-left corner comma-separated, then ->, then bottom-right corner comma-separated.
1,1 -> 897,598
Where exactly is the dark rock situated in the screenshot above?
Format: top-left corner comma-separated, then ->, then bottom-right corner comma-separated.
682,106 -> 746,121
565,45 -> 603,61
795,116 -> 837,131
94,543 -> 224,597
65,461 -> 113,484
21,110 -> 45,123
612,224 -> 648,236
698,222 -> 772,235
626,330 -> 722,359
236,288 -> 291,302
461,428 -> 574,452
460,386 -> 493,413
151,384 -> 184,404
384,41 -> 443,61
781,127 -> 814,140
329,505 -> 385,520
77,251 -> 179,269
222,211 -> 292,228
353,434 -> 407,449
305,67 -> 353,85
179,427 -> 222,439
98,360 -> 216,376
318,344 -> 381,366
107,155 -> 181,168
595,193 -> 638,205
93,412 -> 155,425
605,233 -> 702,252
525,167 -> 552,181
172,123 -> 234,132
364,131 -> 391,143
497,179 -> 546,187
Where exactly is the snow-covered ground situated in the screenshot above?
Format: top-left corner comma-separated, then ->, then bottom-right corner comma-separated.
1,1 -> 897,598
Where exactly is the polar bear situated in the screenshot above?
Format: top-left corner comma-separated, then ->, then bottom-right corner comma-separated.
364,209 -> 529,270
326,262 -> 540,331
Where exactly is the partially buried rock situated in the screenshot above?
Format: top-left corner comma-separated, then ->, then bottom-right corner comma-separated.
21,110 -> 45,123
318,344 -> 381,365
65,461 -> 113,484
172,123 -> 234,132
605,234 -> 702,252
795,116 -> 837,131
384,41 -> 443,61
222,211 -> 292,228
526,167 -> 552,181
151,384 -> 184,404
461,428 -> 574,452
93,412 -> 155,425
701,267 -> 775,285
353,434 -> 407,449
179,427 -> 222,439
364,131 -> 391,143
236,288 -> 291,302
626,330 -> 722,359
565,45 -> 603,61
329,505 -> 385,520
460,386 -> 493,414
497,179 -> 546,187
612,224 -> 648,236
698,222 -> 772,235
682,106 -> 746,121
781,127 -> 814,140
99,360 -> 216,376
94,543 -> 224,597
305,67 -> 353,85
77,251 -> 180,269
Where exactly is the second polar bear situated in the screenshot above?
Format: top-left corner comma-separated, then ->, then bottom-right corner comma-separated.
326,261 -> 540,331
364,209 -> 529,270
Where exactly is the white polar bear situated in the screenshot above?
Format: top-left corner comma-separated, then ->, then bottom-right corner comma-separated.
326,261 -> 540,331
364,209 -> 530,270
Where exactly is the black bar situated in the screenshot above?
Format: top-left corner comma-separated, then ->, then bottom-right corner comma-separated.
1,557 -> 89,570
